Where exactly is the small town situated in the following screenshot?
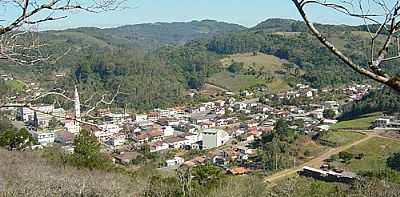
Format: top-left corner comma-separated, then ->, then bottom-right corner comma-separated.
2,1 -> 400,196
2,72 -> 391,180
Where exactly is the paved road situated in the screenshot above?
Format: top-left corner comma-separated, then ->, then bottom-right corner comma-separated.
264,131 -> 376,184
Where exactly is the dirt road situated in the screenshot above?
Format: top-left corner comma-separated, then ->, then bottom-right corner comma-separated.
264,132 -> 376,183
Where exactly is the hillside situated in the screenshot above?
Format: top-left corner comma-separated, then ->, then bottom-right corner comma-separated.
208,52 -> 296,92
41,20 -> 246,51
2,18 -> 399,110
220,52 -> 289,72
202,19 -> 400,88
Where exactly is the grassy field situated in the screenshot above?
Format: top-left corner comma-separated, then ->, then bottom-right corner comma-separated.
320,131 -> 365,146
211,52 -> 297,93
220,52 -> 288,72
4,80 -> 26,92
331,112 -> 382,130
335,137 -> 400,172
207,71 -> 289,92
207,71 -> 265,91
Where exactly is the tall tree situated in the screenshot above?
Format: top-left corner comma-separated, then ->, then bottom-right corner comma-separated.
70,129 -> 111,170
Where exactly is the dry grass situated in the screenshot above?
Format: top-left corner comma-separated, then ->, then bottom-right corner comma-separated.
0,149 -> 145,197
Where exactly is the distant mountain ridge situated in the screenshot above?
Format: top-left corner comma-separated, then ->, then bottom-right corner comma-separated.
42,20 -> 247,50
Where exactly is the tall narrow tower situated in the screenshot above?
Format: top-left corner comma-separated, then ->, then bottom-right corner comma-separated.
74,86 -> 81,126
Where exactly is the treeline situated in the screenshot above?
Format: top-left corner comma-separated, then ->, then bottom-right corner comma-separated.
340,88 -> 400,120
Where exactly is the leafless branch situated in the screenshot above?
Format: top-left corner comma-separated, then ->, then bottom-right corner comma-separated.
0,0 -> 128,64
292,0 -> 400,91
1,86 -> 122,129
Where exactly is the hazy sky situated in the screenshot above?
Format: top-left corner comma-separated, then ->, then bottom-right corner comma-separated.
15,0 -> 368,30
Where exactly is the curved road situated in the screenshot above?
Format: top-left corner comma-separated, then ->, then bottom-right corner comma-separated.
264,131 -> 377,183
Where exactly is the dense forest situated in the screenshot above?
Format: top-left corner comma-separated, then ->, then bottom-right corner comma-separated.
59,45 -> 222,110
340,88 -> 400,120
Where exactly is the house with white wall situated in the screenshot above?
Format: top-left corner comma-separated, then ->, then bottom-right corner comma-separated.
201,129 -> 230,149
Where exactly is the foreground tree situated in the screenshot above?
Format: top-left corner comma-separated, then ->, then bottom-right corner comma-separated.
70,129 -> 112,170
0,128 -> 34,150
292,0 -> 400,91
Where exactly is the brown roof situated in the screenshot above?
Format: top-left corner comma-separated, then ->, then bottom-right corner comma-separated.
228,167 -> 251,175
136,129 -> 162,140
164,136 -> 187,144
55,131 -> 74,141
192,156 -> 207,164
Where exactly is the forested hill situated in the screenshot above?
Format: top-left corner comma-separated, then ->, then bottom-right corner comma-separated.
197,19 -> 399,88
41,20 -> 246,50
3,18 -> 400,111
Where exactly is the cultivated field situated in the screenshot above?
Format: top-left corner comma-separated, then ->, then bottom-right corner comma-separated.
320,131 -> 365,146
207,71 -> 289,92
331,113 -> 382,130
334,137 -> 400,172
220,52 -> 288,73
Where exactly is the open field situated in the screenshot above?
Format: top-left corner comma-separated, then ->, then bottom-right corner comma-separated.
207,71 -> 289,92
265,132 -> 373,183
220,52 -> 288,72
320,131 -> 365,146
331,112 -> 382,130
207,71 -> 265,92
334,137 -> 400,172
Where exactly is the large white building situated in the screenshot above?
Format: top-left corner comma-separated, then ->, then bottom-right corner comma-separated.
18,105 -> 54,123
95,123 -> 122,140
18,105 -> 65,128
30,129 -> 55,146
201,129 -> 230,149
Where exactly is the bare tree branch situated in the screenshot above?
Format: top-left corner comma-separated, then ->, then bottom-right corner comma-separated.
1,86 -> 122,129
292,0 -> 400,91
0,0 -> 128,64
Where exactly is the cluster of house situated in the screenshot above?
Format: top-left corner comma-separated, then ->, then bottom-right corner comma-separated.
373,114 -> 400,129
2,80 -> 375,170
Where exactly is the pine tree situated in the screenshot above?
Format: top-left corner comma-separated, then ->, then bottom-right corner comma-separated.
71,129 -> 111,170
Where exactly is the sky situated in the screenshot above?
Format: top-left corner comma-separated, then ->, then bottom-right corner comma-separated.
4,0 -> 370,30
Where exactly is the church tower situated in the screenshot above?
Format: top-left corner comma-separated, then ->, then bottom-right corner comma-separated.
74,86 -> 81,131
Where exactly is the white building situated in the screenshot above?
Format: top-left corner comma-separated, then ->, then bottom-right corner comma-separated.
105,113 -> 129,125
201,129 -> 231,149
135,114 -> 148,122
150,141 -> 169,153
109,135 -> 126,146
31,129 -> 55,146
165,157 -> 184,167
96,123 -> 122,140
161,126 -> 174,137
64,120 -> 80,134
18,105 -> 54,123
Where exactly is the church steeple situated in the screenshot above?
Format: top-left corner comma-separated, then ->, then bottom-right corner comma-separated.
74,86 -> 81,121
